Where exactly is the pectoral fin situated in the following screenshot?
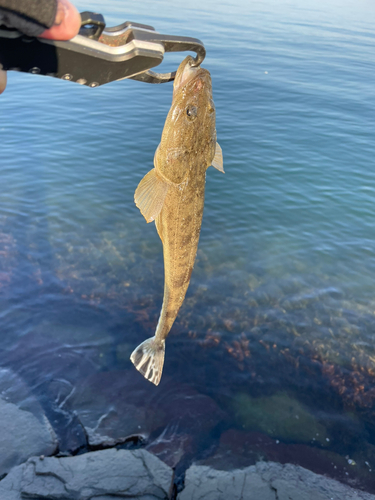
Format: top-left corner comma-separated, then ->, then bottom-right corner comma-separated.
212,142 -> 224,173
134,168 -> 169,223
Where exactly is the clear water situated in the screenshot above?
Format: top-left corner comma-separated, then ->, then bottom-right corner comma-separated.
1,0 -> 375,491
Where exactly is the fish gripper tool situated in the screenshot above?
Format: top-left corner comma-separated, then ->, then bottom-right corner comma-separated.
0,11 -> 206,87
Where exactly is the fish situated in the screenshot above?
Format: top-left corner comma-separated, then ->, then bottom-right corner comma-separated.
130,55 -> 224,386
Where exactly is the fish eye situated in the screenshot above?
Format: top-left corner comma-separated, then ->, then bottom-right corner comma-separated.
186,106 -> 198,120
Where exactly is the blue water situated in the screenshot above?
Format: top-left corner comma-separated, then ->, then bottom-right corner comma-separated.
1,0 -> 375,491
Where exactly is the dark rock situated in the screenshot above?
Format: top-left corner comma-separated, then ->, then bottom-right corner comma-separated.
200,429 -> 375,493
65,370 -> 166,447
146,429 -> 195,470
145,382 -> 225,472
0,368 -> 57,476
65,369 -> 224,473
197,429 -> 264,470
0,334 -> 100,452
0,449 -> 174,499
178,462 -> 375,500
0,463 -> 23,500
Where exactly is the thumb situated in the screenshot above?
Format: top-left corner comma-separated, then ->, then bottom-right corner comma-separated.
39,0 -> 81,41
0,66 -> 7,95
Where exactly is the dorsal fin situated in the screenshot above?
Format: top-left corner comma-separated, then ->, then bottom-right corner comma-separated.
212,142 -> 224,173
134,168 -> 169,223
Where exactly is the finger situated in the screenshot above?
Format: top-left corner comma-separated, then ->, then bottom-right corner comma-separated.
39,0 -> 81,41
0,66 -> 7,95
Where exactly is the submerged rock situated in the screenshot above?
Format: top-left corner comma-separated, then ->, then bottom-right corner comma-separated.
0,369 -> 57,476
66,370 -> 164,447
0,449 -> 174,500
66,369 -> 224,472
146,429 -> 196,471
233,392 -> 329,445
0,333 -> 102,452
178,462 -> 375,500
199,429 -> 375,492
145,383 -> 225,472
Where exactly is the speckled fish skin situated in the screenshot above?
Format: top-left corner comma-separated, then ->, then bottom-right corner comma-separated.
131,56 -> 224,385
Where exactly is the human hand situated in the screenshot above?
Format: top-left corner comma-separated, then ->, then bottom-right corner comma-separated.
0,0 -> 81,94
0,64 -> 6,94
38,0 -> 81,41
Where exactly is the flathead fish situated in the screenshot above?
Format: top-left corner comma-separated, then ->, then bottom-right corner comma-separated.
130,55 -> 224,385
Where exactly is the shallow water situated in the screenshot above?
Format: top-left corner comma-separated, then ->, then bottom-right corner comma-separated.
1,0 -> 375,492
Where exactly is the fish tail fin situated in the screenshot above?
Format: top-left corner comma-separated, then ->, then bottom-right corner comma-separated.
130,336 -> 165,386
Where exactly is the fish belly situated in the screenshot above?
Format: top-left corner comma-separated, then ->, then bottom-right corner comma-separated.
155,173 -> 205,341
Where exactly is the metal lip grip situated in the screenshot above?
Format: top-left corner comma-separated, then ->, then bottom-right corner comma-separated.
0,11 -> 206,87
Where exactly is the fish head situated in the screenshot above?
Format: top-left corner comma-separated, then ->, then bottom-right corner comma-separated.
156,56 -> 217,184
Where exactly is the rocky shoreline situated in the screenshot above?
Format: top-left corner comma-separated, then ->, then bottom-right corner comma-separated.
1,448 -> 375,500
1,368 -> 375,499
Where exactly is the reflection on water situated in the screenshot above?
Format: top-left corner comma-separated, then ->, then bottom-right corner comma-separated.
1,0 -> 375,493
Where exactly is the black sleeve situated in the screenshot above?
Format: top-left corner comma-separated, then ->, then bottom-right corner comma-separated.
0,0 -> 57,36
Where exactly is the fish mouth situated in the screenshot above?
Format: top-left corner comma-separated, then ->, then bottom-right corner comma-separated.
173,55 -> 210,93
